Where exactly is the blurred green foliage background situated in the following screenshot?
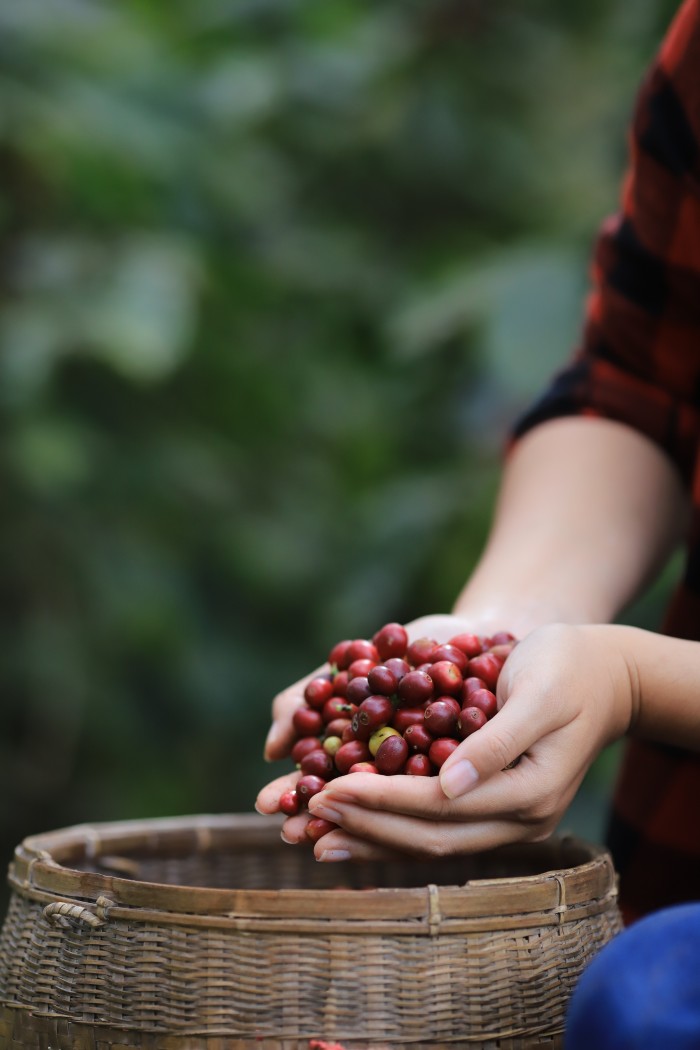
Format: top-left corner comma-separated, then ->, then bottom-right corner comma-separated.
0,0 -> 682,872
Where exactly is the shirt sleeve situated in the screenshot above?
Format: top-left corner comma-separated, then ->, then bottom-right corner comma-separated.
512,0 -> 700,487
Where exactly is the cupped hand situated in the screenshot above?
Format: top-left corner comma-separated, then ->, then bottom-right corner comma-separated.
303,623 -> 635,860
256,613 -> 504,818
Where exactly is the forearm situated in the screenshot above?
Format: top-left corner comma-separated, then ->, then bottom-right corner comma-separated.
615,625 -> 700,751
453,416 -> 689,636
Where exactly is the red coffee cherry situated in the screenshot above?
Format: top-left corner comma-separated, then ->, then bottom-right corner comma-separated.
346,676 -> 373,705
279,790 -> 300,816
404,724 -> 433,753
300,749 -> 335,779
334,740 -> 371,775
291,736 -> 322,764
328,639 -> 353,670
458,706 -> 488,738
367,664 -> 398,696
304,676 -> 334,710
398,669 -> 434,705
348,761 -> 379,774
429,660 -> 463,696
296,774 -> 326,801
372,622 -> 409,661
331,670 -> 349,697
293,706 -> 324,737
423,699 -> 459,737
467,652 -> 503,691
465,688 -> 497,720
405,753 -> 432,776
429,644 -> 469,674
406,637 -> 437,666
391,706 -> 426,733
306,818 -> 338,843
346,639 -> 380,665
375,734 -> 409,775
428,738 -> 459,768
448,633 -> 483,658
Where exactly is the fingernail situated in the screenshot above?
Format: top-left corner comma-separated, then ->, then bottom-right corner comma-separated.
280,831 -> 295,844
309,801 -> 342,824
318,849 -> 351,863
440,759 -> 479,799
254,800 -> 264,815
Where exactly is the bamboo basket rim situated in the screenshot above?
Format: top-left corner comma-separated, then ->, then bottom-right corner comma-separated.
7,813 -> 618,936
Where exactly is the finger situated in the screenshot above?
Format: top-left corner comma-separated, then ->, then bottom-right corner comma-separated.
311,829 -> 416,864
264,664 -> 326,760
439,689 -> 562,799
309,761 -> 538,822
307,797 -> 529,856
254,771 -> 299,814
280,811 -> 312,843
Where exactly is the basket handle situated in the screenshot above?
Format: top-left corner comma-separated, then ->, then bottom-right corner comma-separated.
43,896 -> 113,929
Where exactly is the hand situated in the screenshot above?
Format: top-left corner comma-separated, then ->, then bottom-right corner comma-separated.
300,623 -> 634,861
255,613 -> 516,829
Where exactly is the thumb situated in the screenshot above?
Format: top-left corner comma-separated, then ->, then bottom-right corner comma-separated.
439,698 -> 544,799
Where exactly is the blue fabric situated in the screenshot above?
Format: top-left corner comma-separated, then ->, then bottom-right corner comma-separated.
565,903 -> 700,1050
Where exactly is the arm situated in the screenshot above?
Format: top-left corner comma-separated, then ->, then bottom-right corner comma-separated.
452,414 -> 689,635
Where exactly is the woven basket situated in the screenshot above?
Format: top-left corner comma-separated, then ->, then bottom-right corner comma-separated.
0,813 -> 622,1050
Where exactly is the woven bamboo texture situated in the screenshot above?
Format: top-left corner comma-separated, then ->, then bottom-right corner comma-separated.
0,814 -> 622,1050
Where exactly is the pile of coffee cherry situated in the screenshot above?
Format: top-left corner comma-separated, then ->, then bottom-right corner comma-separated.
278,622 -> 516,839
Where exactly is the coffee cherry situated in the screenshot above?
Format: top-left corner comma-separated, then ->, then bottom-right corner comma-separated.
291,736 -> 323,764
448,633 -> 483,658
322,697 -> 355,724
328,639 -> 353,670
372,622 -> 409,661
458,706 -> 488,738
398,669 -> 434,705
335,740 -> 371,775
369,725 -> 401,756
297,774 -> 326,801
424,699 -> 459,737
367,664 -> 398,696
467,653 -> 502,691
406,637 -> 437,666
322,735 -> 343,757
461,676 -> 487,701
384,657 -> 411,683
293,707 -> 324,737
304,676 -> 334,710
391,706 -> 426,733
429,644 -> 469,674
279,790 -> 300,816
346,676 -> 373,705
324,717 -> 352,739
466,688 -> 497,720
490,631 -> 516,646
331,670 -> 349,697
347,658 -> 376,681
346,640 -> 380,665
404,724 -> 433,753
405,753 -> 432,776
300,749 -> 335,779
306,818 -> 338,843
349,761 -> 379,774
428,660 -> 463,696
428,738 -> 459,768
375,734 -> 409,775
356,695 -> 394,733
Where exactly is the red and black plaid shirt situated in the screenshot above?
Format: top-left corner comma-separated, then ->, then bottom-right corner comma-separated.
514,0 -> 700,921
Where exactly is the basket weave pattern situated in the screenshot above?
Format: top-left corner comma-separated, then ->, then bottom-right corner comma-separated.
0,815 -> 622,1050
